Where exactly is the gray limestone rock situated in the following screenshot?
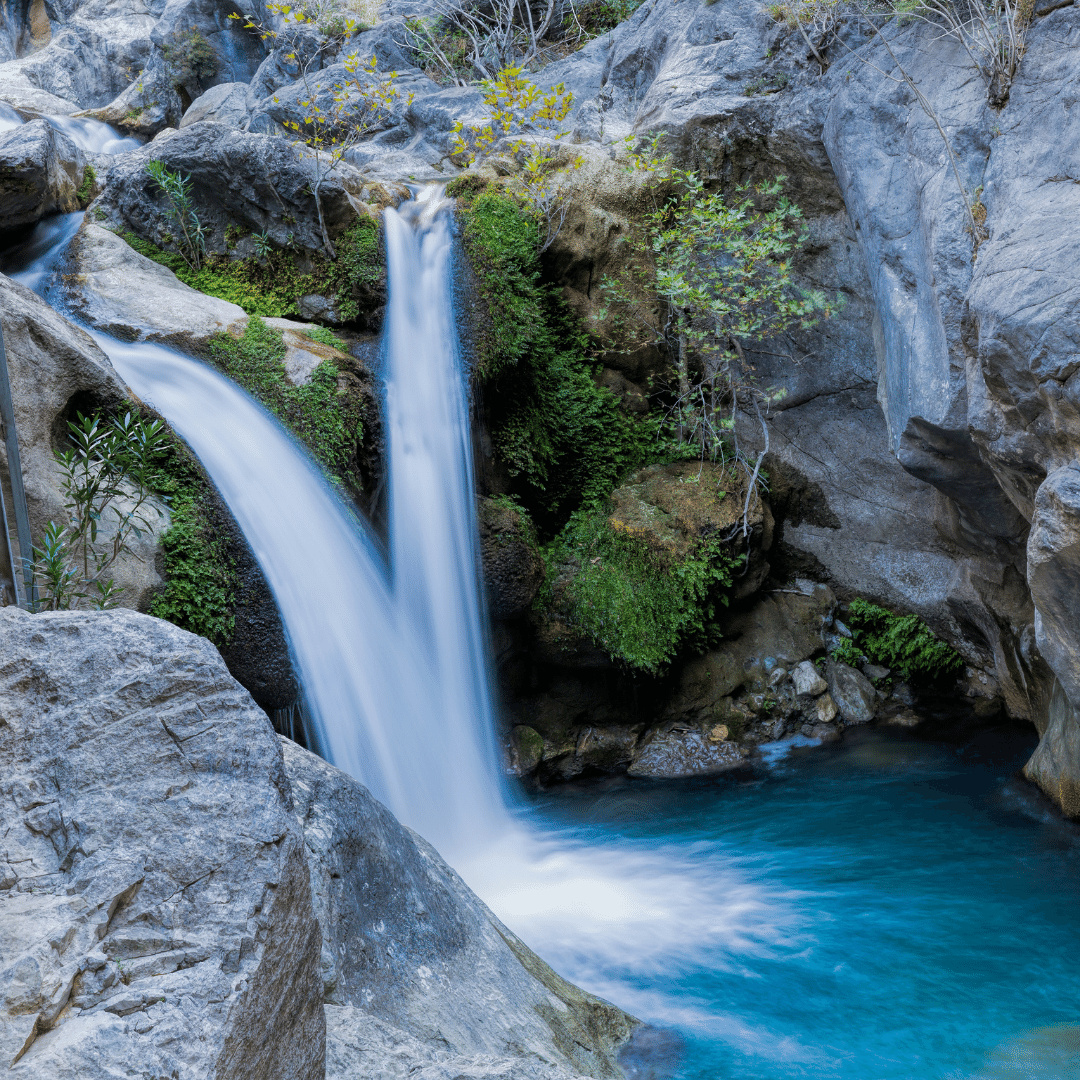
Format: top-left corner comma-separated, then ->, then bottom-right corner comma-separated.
281,739 -> 636,1078
180,80 -> 252,128
791,660 -> 828,698
0,273 -> 168,610
62,220 -> 247,348
0,120 -> 85,230
0,607 -> 325,1078
825,661 -> 877,725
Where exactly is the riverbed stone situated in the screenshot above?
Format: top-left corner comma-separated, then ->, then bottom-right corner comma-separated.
791,660 -> 828,697
628,727 -> 743,778
825,661 -> 877,725
815,693 -> 839,724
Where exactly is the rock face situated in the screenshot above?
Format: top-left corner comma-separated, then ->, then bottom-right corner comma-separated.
0,120 -> 85,230
479,496 -> 545,619
627,727 -> 743,779
62,221 -> 247,348
0,607 -> 633,1080
0,607 -> 325,1078
0,273 -> 168,610
283,741 -> 635,1079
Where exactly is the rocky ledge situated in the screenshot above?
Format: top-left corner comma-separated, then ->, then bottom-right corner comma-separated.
0,608 -> 633,1079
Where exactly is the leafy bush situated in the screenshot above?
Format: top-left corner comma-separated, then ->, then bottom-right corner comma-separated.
305,325 -> 349,349
542,509 -> 742,674
455,187 -> 659,529
162,28 -> 218,88
831,598 -> 963,681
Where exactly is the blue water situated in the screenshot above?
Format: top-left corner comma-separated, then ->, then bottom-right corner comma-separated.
501,722 -> 1080,1080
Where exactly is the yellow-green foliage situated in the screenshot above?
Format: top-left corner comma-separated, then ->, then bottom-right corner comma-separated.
207,317 -> 365,488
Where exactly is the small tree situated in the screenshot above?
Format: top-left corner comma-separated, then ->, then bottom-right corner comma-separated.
31,412 -> 169,611
231,4 -> 408,257
450,67 -> 580,252
146,161 -> 206,271
599,146 -> 838,530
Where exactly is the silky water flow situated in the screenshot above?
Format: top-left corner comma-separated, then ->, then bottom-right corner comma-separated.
5,174 -> 1080,1080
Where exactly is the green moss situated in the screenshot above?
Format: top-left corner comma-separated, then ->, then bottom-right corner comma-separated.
831,598 -> 963,681
141,425 -> 235,644
541,509 -> 742,674
305,325 -> 349,350
456,188 -> 660,530
207,317 -> 365,488
120,215 -> 384,324
76,164 -> 96,209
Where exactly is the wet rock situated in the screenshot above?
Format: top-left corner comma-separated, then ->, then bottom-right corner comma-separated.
0,119 -> 85,231
884,710 -> 922,728
0,607 -> 325,1078
628,727 -> 743,779
509,725 -> 544,775
282,739 -> 636,1076
803,722 -> 841,742
791,659 -> 827,697
1023,680 -> 1080,819
825,661 -> 877,725
861,664 -> 890,682
479,497 -> 544,619
664,583 -> 834,723
61,221 -> 246,349
815,693 -> 839,724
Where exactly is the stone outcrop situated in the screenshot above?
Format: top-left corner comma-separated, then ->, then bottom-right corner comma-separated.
0,608 -> 634,1079
0,120 -> 85,230
0,273 -> 168,610
0,607 -> 325,1078
283,740 -> 635,1079
61,221 -> 247,348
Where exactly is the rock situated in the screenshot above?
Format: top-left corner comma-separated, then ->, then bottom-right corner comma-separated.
180,81 -> 253,129
0,273 -> 168,610
94,121 -> 399,264
509,725 -> 544,775
0,120 -> 85,230
664,584 -> 835,722
479,497 -> 544,619
1023,680 -> 1080,819
884,710 -> 922,728
805,722 -> 840,742
84,60 -> 184,138
628,727 -> 743,778
791,660 -> 828,697
815,693 -> 839,724
61,221 -> 247,349
281,739 -> 636,1076
861,664 -> 890,682
825,661 -> 877,725
0,607 -> 325,1078
1027,464 -> 1080,713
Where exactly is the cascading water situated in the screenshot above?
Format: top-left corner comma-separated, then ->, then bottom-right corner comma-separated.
5,159 -> 1080,1080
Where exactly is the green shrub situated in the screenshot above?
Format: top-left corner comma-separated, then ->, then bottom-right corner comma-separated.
542,509 -> 742,674
456,188 -> 660,530
162,28 -> 218,87
305,325 -> 349,350
831,598 -> 963,681
207,317 -> 365,488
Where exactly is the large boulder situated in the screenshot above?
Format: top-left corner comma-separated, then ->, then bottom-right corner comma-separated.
479,496 -> 544,619
0,120 -> 85,231
0,273 -> 168,610
0,607 -> 325,1078
61,221 -> 247,349
94,121 -> 398,262
283,740 -> 635,1078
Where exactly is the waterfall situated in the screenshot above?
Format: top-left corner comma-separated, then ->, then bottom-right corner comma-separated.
4,188 -> 506,856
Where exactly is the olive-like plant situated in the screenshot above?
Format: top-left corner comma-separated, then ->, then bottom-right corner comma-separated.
30,412 -> 169,611
145,160 -> 206,271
